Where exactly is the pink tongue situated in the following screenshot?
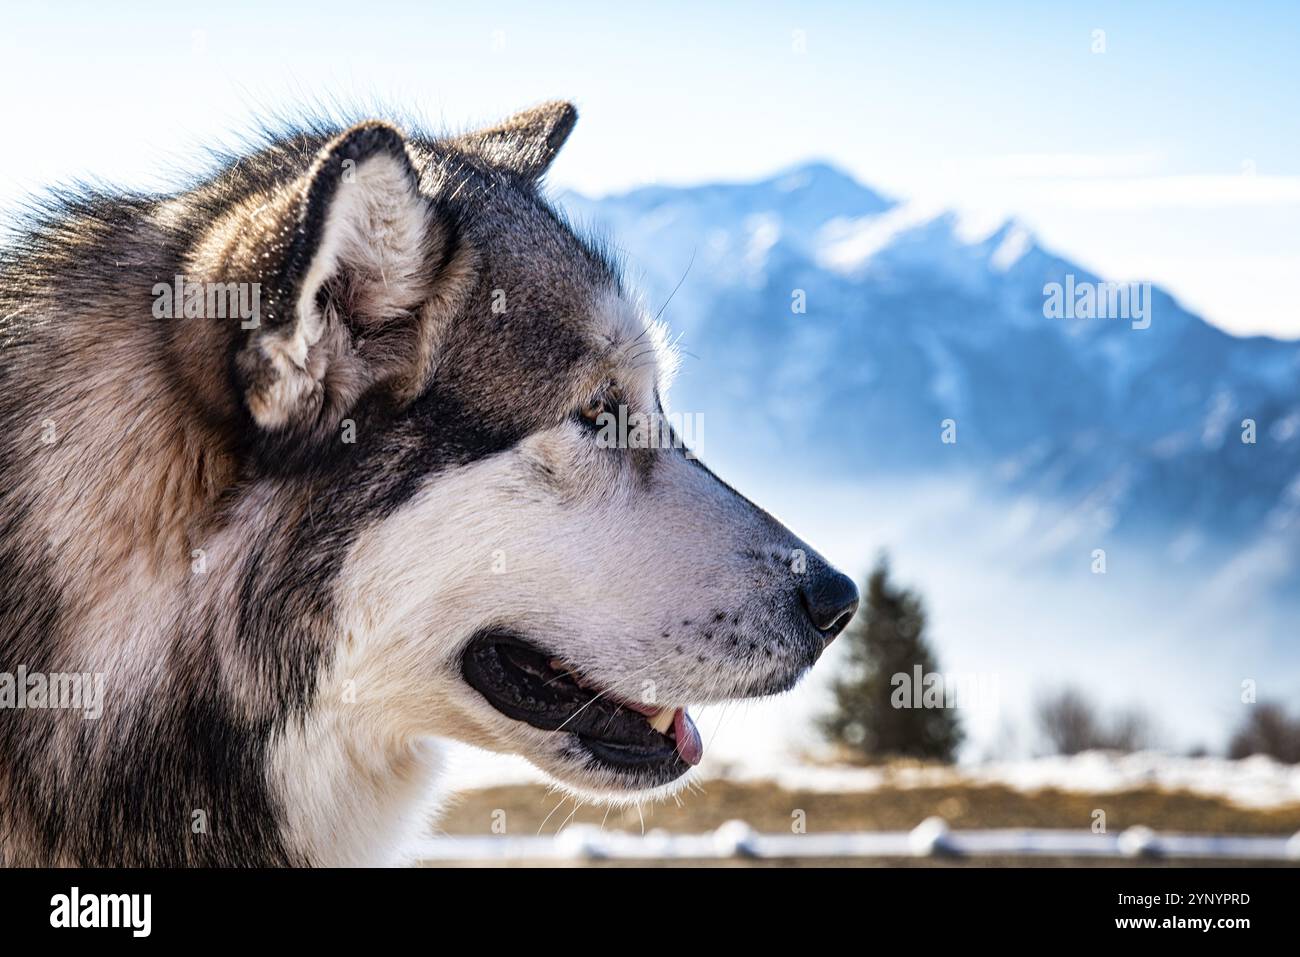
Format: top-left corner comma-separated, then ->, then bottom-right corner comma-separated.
672,708 -> 703,766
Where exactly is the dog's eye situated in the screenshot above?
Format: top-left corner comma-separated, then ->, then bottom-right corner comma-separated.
575,392 -> 617,431
582,395 -> 611,429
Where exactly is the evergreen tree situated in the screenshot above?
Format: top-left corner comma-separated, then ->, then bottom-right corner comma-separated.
818,555 -> 962,762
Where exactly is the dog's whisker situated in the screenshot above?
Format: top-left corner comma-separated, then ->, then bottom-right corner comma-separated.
653,249 -> 696,324
549,648 -> 679,735
556,798 -> 583,835
537,793 -> 570,836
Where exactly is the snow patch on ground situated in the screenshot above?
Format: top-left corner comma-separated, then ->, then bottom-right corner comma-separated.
720,751 -> 1300,810
442,742 -> 1300,811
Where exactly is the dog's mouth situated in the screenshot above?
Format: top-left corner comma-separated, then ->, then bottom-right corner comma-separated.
461,631 -> 702,782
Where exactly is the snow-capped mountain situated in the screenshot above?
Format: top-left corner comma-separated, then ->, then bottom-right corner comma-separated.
559,164 -> 1300,595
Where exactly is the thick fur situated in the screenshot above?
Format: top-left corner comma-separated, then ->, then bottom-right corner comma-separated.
0,102 -> 853,865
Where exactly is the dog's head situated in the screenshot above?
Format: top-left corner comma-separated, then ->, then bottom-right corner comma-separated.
183,102 -> 857,799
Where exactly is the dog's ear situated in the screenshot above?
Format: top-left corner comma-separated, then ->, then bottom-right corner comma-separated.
232,121 -> 467,458
453,100 -> 577,180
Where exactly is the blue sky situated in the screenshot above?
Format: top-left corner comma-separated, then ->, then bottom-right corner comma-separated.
1,0 -> 1296,335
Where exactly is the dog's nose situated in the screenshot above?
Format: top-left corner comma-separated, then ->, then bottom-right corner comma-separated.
799,568 -> 859,642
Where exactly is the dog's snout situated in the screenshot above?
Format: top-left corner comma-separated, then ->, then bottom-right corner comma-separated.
799,568 -> 859,642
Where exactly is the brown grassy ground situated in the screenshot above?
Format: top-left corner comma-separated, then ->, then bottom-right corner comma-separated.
436,779 -> 1300,836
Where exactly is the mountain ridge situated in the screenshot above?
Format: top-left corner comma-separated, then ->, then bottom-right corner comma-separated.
558,163 -> 1300,595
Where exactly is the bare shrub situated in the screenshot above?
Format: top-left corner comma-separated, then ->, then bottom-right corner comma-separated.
1228,702 -> 1300,764
1035,686 -> 1158,755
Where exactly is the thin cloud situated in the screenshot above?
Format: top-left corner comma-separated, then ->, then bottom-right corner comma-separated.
1001,174 -> 1300,210
957,152 -> 1167,179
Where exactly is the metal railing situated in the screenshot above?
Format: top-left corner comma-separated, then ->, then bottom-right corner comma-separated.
411,818 -> 1300,863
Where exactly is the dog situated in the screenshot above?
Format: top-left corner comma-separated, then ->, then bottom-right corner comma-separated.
0,101 -> 858,865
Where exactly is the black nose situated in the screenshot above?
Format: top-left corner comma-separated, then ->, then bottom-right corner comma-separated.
800,568 -> 859,641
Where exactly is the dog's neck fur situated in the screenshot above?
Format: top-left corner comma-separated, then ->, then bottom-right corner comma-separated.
269,706 -> 450,866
